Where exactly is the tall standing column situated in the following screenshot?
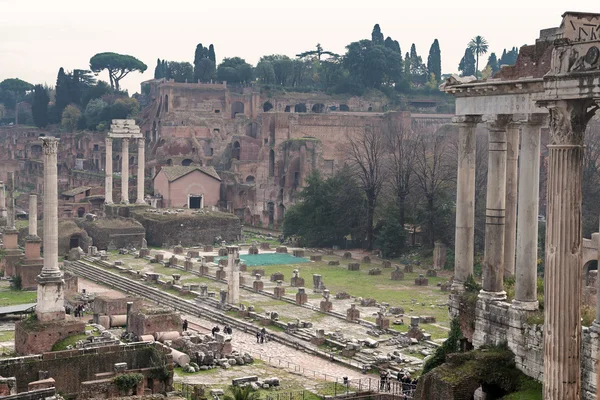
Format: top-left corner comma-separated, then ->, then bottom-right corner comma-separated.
6,172 -> 15,231
481,115 -> 511,299
452,116 -> 480,290
136,138 -> 145,204
543,100 -> 593,400
0,182 -> 5,218
36,137 -> 65,322
28,194 -> 37,236
105,137 -> 113,204
503,123 -> 520,278
121,138 -> 129,204
227,246 -> 240,304
513,116 -> 543,310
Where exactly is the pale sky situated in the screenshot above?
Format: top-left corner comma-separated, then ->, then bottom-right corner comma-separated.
0,0 -> 597,95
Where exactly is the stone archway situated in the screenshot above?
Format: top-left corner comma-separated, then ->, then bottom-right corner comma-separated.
263,102 -> 273,112
231,101 -> 245,118
77,207 -> 85,218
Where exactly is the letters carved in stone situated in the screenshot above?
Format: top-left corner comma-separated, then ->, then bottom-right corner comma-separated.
42,138 -> 59,155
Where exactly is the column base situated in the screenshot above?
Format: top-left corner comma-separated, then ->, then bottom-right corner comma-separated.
591,321 -> 600,333
135,199 -> 146,205
120,200 -> 129,205
450,280 -> 465,292
511,299 -> 539,311
105,201 -> 113,205
478,289 -> 507,302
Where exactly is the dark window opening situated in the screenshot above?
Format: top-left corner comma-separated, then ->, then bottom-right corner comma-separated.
284,105 -> 291,112
339,104 -> 350,111
311,103 -> 325,113
245,176 -> 255,184
214,109 -> 220,114
232,141 -> 241,160
231,101 -> 245,118
69,235 -> 81,249
294,103 -> 307,113
77,207 -> 85,218
165,95 -> 169,112
263,102 -> 273,112
189,196 -> 202,209
269,150 -> 275,177
182,159 -> 193,166
93,144 -> 99,151
294,172 -> 300,187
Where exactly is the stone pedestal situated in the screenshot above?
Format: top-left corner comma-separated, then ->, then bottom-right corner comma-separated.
249,246 -> 259,255
347,263 -> 360,271
216,267 -> 226,281
362,256 -> 371,263
276,246 -> 288,253
139,248 -> 150,258
187,250 -> 200,258
200,265 -> 209,276
296,288 -> 307,305
260,242 -> 271,250
346,304 -> 360,322
310,255 -> 322,261
270,272 -> 284,282
169,255 -> 178,266
415,274 -> 428,286
253,280 -> 264,292
184,259 -> 194,271
203,245 -> 213,252
293,249 -> 305,257
376,315 -> 390,329
155,253 -> 164,262
391,268 -> 404,281
173,245 -> 184,255
274,286 -> 285,299
382,260 -> 392,268
426,269 -> 437,277
404,264 -> 414,273
290,276 -> 305,287
226,246 -> 240,304
320,300 -> 332,312
433,241 -> 447,270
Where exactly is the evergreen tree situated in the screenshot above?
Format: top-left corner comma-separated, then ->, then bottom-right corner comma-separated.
458,48 -> 476,77
154,58 -> 162,79
371,24 -> 384,45
55,67 -> 70,117
69,69 -> 81,105
208,44 -> 216,63
499,47 -> 518,66
404,52 -> 411,76
384,37 -> 401,54
427,39 -> 441,83
32,84 -> 49,128
487,52 -> 499,74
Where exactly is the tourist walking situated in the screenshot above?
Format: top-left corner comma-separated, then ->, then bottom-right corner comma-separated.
182,319 -> 188,332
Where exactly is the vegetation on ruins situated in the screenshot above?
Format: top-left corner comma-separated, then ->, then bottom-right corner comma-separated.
422,317 -> 463,374
89,52 -> 148,91
112,373 -> 144,394
224,384 -> 260,400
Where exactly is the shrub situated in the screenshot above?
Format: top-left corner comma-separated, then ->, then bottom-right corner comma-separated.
422,318 -> 463,374
113,373 -> 144,394
10,275 -> 22,291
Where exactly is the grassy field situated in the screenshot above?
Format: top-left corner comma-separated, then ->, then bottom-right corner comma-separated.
0,281 -> 37,306
51,325 -> 99,351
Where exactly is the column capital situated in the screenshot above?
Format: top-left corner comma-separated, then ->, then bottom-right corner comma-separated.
541,99 -> 598,146
105,136 -> 113,145
452,115 -> 481,125
122,137 -> 130,144
41,137 -> 59,155
137,137 -> 145,146
483,114 -> 512,131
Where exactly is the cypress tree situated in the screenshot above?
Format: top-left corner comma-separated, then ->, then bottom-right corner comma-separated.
55,67 -> 70,117
427,39 -> 442,83
32,84 -> 49,128
154,58 -> 162,79
208,44 -> 216,63
371,24 -> 384,45
487,52 -> 499,74
193,43 -> 205,82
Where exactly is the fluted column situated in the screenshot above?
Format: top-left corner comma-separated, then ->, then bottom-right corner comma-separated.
513,116 -> 543,310
452,115 -> 480,290
503,123 -> 520,278
36,137 -> 65,322
227,246 -> 240,304
543,100 -> 594,400
121,138 -> 129,204
105,137 -> 113,204
136,138 -> 145,204
481,115 -> 511,299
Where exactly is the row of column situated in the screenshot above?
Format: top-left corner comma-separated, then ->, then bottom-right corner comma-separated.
104,137 -> 145,205
454,100 -> 596,399
453,113 -> 543,308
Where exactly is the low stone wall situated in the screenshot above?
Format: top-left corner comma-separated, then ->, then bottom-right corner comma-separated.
0,342 -> 170,396
78,217 -> 145,250
128,310 -> 182,337
131,209 -> 241,247
457,295 -> 599,399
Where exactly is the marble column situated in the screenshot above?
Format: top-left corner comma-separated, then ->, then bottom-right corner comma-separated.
227,246 -> 240,304
481,115 -> 511,299
543,100 -> 594,400
513,117 -> 543,310
36,137 -> 65,322
105,137 -> 113,204
121,138 -> 129,204
28,194 -> 37,236
452,116 -> 480,290
136,138 -> 145,204
0,182 -> 5,218
6,172 -> 15,231
503,123 -> 520,278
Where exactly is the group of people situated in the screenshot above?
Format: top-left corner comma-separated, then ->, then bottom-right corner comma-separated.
211,325 -> 233,337
65,304 -> 86,318
378,370 -> 418,394
256,327 -> 269,343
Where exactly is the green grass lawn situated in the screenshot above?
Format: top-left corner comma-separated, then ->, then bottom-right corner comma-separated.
51,326 -> 100,351
0,331 -> 15,342
0,282 -> 37,306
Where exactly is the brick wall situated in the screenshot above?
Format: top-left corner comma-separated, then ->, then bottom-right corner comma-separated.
128,311 -> 182,337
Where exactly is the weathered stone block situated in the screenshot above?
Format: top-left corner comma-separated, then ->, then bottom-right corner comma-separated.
293,249 -> 305,257
274,286 -> 285,299
310,255 -> 322,261
404,264 -> 414,273
290,276 -> 305,287
204,255 -> 215,263
204,245 -> 214,252
343,252 -> 352,259
173,245 -> 184,255
216,268 -> 226,281
415,274 -> 429,286
346,304 -> 360,322
296,288 -> 307,305
218,248 -> 228,256
276,246 -> 288,253
139,248 -> 150,258
187,250 -> 200,258
320,301 -> 333,312
426,269 -> 437,277
249,247 -> 259,255
260,242 -> 271,250
391,269 -> 405,281
252,269 -> 265,277
382,260 -> 392,268
362,256 -> 371,263
328,260 -> 340,266
347,263 -> 360,271
376,315 -> 390,329
368,268 -> 381,275
270,272 -> 284,282
253,281 -> 264,292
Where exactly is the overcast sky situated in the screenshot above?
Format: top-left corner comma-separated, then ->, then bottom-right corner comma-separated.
0,0 -> 597,95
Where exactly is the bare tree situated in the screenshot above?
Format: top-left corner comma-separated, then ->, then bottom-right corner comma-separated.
412,126 -> 456,247
384,116 -> 417,228
348,123 -> 386,250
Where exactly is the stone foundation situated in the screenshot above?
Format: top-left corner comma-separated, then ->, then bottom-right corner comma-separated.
320,301 -> 333,312
128,309 -> 182,337
346,305 -> 360,321
15,318 -> 86,355
296,289 -> 307,305
276,246 -> 288,253
310,255 -> 322,262
253,281 -> 264,291
290,277 -> 305,287
274,287 -> 285,299
14,262 -> 43,290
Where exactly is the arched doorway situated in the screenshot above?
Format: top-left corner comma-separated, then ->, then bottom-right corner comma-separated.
263,102 -> 273,112
277,203 -> 286,224
245,176 -> 255,184
294,104 -> 307,113
232,141 -> 241,160
231,102 -> 245,118
267,202 -> 275,228
311,103 -> 325,113
584,260 -> 598,287
182,159 -> 193,166
77,207 -> 85,218
339,104 -> 350,111
69,234 -> 82,249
